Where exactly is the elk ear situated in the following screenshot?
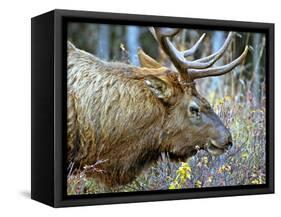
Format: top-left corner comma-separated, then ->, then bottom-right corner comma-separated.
138,48 -> 162,68
68,41 -> 76,53
144,75 -> 172,103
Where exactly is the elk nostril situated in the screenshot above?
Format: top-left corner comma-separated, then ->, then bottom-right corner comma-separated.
226,134 -> 233,147
228,141 -> 233,149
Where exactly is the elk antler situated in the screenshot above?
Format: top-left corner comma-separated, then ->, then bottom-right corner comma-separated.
151,27 -> 248,83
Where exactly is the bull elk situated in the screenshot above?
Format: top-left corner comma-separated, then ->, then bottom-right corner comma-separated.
67,27 -> 248,187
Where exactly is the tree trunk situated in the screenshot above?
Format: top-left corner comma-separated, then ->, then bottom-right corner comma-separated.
97,24 -> 110,60
210,31 -> 225,97
126,26 -> 140,66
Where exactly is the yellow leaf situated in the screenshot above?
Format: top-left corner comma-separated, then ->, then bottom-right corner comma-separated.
195,180 -> 202,188
169,184 -> 176,190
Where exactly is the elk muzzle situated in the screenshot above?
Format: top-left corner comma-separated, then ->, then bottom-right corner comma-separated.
206,126 -> 233,155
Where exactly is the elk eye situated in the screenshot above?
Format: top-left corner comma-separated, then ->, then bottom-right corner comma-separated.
189,104 -> 200,116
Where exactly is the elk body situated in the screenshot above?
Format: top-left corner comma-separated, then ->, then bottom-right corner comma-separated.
67,28 -> 248,187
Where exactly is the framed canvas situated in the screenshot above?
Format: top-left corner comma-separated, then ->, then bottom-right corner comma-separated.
31,9 -> 274,207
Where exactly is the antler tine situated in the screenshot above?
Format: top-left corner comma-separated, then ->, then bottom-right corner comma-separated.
155,30 -> 234,70
152,27 -> 247,83
149,27 -> 180,40
154,27 -> 190,79
187,32 -> 233,70
182,33 -> 206,57
189,45 -> 249,80
154,28 -> 181,37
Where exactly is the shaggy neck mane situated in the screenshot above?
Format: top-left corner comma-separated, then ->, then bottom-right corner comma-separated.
67,45 -> 169,186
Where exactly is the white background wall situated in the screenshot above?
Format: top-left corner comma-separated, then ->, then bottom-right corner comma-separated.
0,0 -> 279,216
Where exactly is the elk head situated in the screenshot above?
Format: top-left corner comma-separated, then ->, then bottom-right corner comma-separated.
139,27 -> 248,160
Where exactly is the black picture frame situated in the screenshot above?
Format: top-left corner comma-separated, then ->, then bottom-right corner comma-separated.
31,9 -> 274,207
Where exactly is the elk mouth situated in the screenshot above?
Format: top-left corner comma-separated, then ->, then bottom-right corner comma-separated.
168,149 -> 198,162
206,141 -> 228,155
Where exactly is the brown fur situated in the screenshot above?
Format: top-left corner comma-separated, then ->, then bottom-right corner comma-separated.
67,41 -> 232,187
